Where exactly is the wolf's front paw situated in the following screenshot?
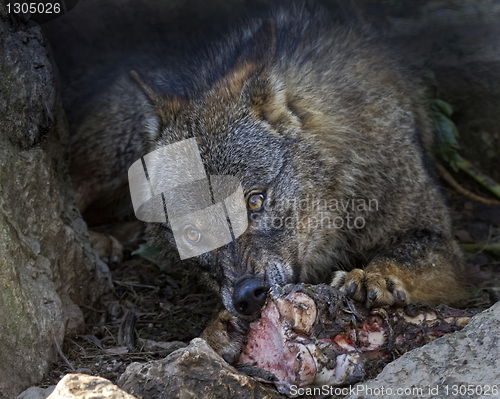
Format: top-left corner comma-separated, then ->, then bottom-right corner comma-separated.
200,309 -> 249,364
331,266 -> 409,308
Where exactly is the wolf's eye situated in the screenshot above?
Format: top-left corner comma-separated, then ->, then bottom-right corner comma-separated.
248,193 -> 265,211
184,226 -> 202,244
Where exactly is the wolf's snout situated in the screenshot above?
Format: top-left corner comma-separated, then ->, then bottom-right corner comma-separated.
233,278 -> 268,317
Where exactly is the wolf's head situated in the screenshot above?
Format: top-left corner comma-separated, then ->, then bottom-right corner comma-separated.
132,19 -> 349,319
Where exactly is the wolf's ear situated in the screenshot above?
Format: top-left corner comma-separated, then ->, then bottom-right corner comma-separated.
250,76 -> 302,128
129,70 -> 186,125
217,18 -> 277,96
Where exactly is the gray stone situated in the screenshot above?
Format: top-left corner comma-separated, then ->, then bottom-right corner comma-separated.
117,338 -> 284,399
0,3 -> 111,398
346,302 -> 500,399
17,386 -> 55,399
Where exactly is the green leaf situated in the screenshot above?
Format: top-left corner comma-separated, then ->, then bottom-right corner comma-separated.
432,116 -> 459,163
131,243 -> 165,267
429,99 -> 454,117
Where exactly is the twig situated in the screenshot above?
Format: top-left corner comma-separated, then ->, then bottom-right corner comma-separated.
113,280 -> 160,291
436,163 -> 500,206
460,242 -> 500,254
455,155 -> 500,201
118,309 -> 137,352
80,304 -> 106,314
69,338 -> 87,355
53,337 -> 75,372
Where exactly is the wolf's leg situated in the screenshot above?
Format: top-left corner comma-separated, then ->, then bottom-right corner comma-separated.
201,308 -> 250,364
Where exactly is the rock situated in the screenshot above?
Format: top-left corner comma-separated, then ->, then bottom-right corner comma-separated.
346,302 -> 500,399
0,4 -> 111,398
20,339 -> 281,398
17,386 -> 55,399
117,338 -> 284,399
47,374 -> 136,399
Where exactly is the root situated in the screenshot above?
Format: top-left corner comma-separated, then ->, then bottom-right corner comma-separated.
435,163 -> 500,206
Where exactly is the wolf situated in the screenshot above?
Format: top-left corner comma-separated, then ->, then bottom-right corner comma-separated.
69,1 -> 467,362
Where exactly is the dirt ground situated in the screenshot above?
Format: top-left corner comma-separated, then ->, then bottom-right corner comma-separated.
39,171 -> 500,389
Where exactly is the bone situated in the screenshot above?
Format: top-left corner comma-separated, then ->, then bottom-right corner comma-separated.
238,284 -> 476,396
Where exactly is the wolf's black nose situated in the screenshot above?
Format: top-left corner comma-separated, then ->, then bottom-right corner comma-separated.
233,278 -> 268,317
